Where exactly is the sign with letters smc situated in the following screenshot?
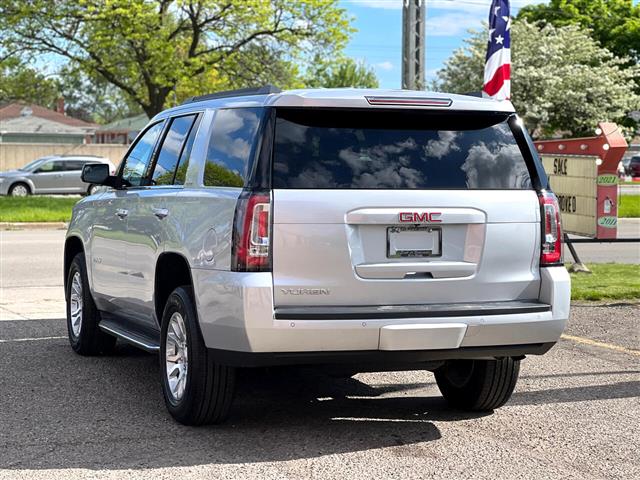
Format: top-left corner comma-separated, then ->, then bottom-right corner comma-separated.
541,155 -> 600,237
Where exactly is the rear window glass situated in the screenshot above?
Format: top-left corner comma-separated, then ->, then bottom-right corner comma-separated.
273,109 -> 532,189
203,108 -> 262,187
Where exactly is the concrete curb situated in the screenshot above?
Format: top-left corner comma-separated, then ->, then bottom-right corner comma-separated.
0,222 -> 68,230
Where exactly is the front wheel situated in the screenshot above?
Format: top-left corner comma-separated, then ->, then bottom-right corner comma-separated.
66,253 -> 116,355
9,183 -> 30,197
435,358 -> 520,411
160,286 -> 235,425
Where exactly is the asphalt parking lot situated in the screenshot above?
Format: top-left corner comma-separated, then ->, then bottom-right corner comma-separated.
0,229 -> 639,479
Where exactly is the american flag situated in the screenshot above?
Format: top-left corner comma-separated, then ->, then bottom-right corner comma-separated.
483,0 -> 511,100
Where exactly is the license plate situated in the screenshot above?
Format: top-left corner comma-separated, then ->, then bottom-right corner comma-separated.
387,226 -> 441,258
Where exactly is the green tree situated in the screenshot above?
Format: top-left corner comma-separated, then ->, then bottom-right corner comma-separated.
0,58 -> 61,107
517,0 -> 640,64
0,0 -> 352,117
57,66 -> 143,123
435,21 -> 640,138
203,162 -> 244,187
305,56 -> 378,88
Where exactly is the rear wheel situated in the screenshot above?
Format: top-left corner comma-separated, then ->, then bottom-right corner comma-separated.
435,358 -> 520,411
9,182 -> 30,197
160,286 -> 235,425
66,253 -> 116,355
87,184 -> 100,196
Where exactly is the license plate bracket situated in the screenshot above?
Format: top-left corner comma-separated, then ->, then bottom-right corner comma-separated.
387,226 -> 442,258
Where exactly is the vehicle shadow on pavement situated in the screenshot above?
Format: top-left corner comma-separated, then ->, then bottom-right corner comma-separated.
0,333 -> 483,471
2,323 -> 638,471
510,381 -> 640,406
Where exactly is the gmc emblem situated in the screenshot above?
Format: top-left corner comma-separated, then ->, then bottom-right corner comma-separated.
399,212 -> 442,223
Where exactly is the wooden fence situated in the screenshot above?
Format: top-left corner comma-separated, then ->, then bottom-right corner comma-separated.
0,143 -> 129,170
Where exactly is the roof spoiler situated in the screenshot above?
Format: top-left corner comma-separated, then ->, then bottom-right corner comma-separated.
182,85 -> 282,104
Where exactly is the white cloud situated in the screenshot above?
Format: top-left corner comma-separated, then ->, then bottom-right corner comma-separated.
345,0 -> 548,37
346,0 -> 400,10
375,61 -> 394,71
461,142 -> 531,188
346,0 -> 548,13
426,12 -> 484,37
424,131 -> 460,159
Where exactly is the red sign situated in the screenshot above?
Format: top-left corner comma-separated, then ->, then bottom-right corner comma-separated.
534,122 -> 627,239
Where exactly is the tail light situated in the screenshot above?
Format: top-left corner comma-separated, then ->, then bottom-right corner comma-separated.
538,191 -> 563,266
231,190 -> 271,272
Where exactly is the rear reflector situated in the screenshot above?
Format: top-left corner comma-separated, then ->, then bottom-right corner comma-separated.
365,96 -> 452,107
231,191 -> 271,272
538,191 -> 563,266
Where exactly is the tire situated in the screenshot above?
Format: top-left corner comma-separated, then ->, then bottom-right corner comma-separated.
160,286 -> 235,425
66,253 -> 117,355
87,184 -> 99,196
8,182 -> 30,197
435,358 -> 520,411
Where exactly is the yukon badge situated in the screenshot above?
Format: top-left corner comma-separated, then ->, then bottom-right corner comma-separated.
281,288 -> 331,296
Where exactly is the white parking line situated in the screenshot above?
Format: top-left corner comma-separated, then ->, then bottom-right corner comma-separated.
0,336 -> 67,343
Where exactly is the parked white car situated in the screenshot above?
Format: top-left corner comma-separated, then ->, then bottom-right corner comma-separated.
64,87 -> 570,425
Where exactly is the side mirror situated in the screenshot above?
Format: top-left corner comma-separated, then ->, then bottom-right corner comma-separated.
81,163 -> 119,188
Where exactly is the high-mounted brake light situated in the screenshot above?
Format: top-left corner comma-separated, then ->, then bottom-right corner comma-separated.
365,96 -> 452,107
231,191 -> 271,272
538,191 -> 563,266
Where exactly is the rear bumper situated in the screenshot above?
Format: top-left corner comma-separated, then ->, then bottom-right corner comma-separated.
208,342 -> 556,368
192,266 -> 570,361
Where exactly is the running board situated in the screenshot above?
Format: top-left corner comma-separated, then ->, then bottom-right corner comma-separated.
99,315 -> 160,353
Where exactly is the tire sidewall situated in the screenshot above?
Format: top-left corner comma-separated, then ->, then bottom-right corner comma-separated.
435,358 -> 520,411
160,287 -> 205,418
66,255 -> 86,350
66,253 -> 105,353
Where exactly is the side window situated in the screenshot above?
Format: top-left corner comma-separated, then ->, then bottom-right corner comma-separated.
175,115 -> 200,185
37,160 -> 65,173
121,121 -> 164,187
151,114 -> 197,186
35,161 -> 55,173
64,160 -> 85,171
203,108 -> 262,187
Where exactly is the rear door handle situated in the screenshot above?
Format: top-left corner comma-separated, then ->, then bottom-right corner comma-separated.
152,207 -> 169,220
115,209 -> 128,219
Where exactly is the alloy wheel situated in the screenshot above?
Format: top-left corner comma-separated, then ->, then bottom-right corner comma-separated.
69,271 -> 83,338
165,312 -> 189,402
10,184 -> 28,197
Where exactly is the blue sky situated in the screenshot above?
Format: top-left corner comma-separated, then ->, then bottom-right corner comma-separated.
340,0 -> 549,88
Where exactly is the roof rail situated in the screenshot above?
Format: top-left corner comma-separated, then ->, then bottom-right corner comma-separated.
182,85 -> 282,105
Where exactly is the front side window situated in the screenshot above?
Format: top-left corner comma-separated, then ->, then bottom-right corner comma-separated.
273,109 -> 532,190
121,121 -> 164,187
36,160 -> 65,173
151,114 -> 197,185
21,158 -> 49,171
203,108 -> 263,187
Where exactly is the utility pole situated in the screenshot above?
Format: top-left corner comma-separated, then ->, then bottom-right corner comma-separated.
402,0 -> 426,90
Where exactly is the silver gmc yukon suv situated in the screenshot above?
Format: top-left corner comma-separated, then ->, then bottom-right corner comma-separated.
64,86 -> 570,425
